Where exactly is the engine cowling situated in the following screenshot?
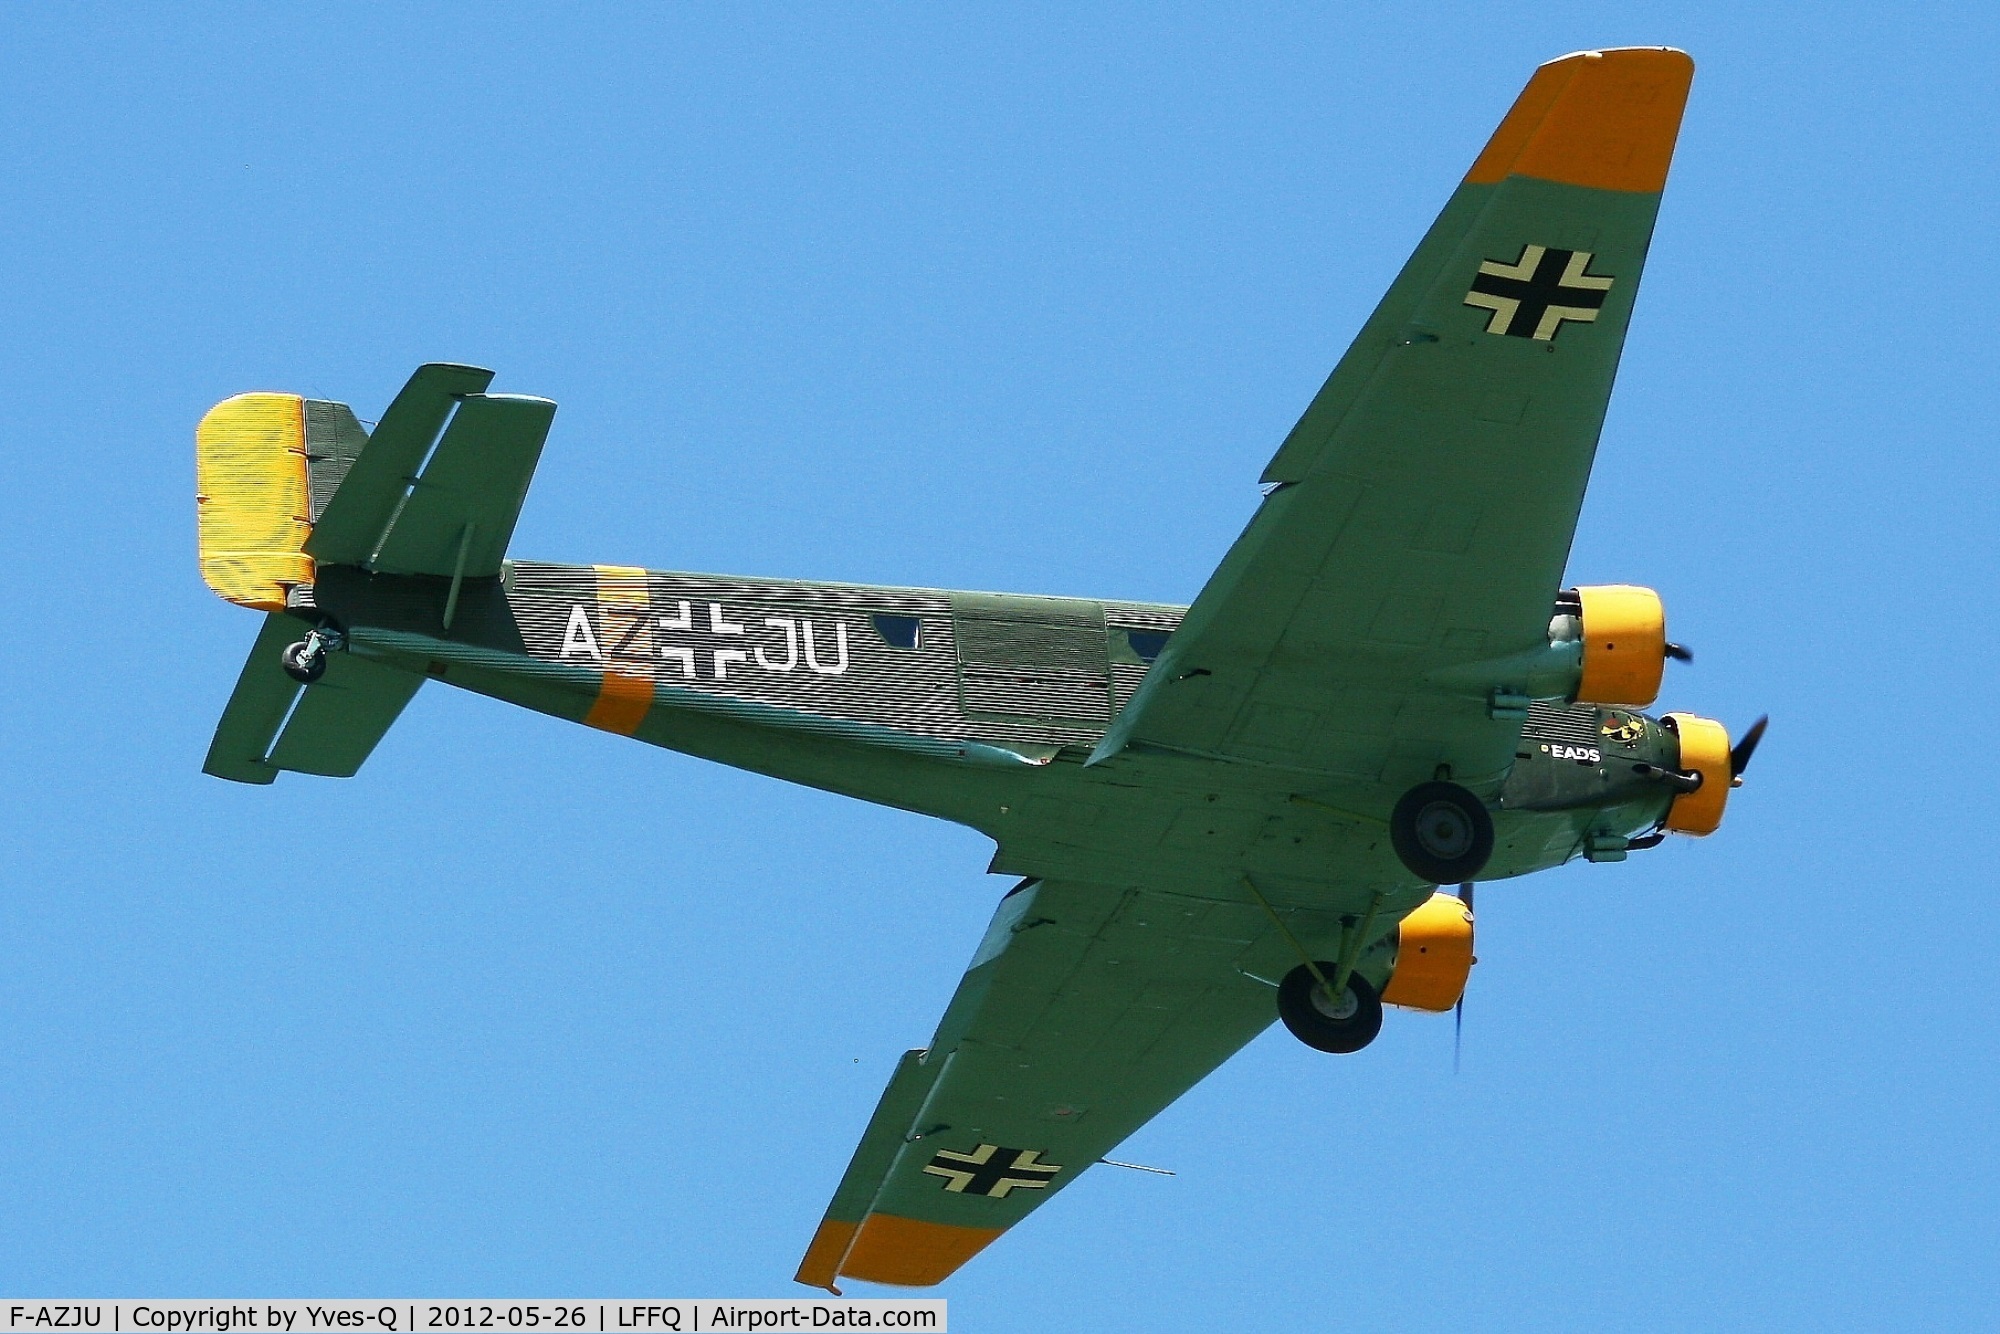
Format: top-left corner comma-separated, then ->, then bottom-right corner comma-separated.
1567,584 -> 1668,707
1662,712 -> 1732,835
1381,891 -> 1474,1012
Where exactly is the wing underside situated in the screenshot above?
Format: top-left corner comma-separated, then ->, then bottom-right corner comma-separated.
1096,49 -> 1695,796
796,878 -> 1365,1289
798,47 -> 1697,1290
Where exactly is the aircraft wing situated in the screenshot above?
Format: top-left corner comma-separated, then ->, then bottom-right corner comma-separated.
796,877 -> 1358,1289
1094,49 -> 1695,793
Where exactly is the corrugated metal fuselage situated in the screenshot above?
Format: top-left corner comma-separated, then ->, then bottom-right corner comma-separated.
312,559 -> 1671,913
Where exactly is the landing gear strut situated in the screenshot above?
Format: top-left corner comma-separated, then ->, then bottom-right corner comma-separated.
1242,875 -> 1389,1056
1390,781 -> 1494,883
280,625 -> 345,685
1277,965 -> 1383,1054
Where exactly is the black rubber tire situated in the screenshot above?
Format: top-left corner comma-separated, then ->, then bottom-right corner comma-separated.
1390,781 -> 1494,883
1277,964 -> 1384,1054
280,640 -> 327,685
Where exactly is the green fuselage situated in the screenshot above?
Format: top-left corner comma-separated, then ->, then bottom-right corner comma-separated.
309,557 -> 1676,926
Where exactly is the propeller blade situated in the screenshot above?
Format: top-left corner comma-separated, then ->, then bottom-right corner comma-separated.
1729,714 -> 1769,778
1453,881 -> 1473,1074
1666,642 -> 1694,663
1454,996 -> 1463,1074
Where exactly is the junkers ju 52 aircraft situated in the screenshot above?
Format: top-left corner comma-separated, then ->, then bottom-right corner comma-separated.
197,48 -> 1760,1289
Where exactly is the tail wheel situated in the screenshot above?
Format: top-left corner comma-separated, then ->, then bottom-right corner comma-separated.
1277,964 -> 1384,1054
280,638 -> 328,685
1390,781 -> 1494,883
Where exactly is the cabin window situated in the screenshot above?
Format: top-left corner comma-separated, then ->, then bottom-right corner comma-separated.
1125,629 -> 1170,661
872,614 -> 922,649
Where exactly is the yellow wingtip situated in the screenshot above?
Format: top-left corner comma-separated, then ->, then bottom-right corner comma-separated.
1465,47 -> 1695,193
795,1218 -> 859,1291
835,1214 -> 1004,1288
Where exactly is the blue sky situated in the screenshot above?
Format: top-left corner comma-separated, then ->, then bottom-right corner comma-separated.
2,3 -> 1995,1327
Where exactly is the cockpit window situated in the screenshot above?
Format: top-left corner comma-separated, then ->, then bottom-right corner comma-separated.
872,614 -> 922,649
1125,629 -> 1169,661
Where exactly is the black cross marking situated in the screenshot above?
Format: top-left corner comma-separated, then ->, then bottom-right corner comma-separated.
1462,245 -> 1615,341
922,1144 -> 1063,1198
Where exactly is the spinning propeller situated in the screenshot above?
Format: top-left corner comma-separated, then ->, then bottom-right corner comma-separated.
1454,881 -> 1473,1074
1730,714 -> 1769,785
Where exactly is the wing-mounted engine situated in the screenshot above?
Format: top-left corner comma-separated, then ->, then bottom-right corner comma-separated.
1553,584 -> 1686,707
1380,891 -> 1475,1012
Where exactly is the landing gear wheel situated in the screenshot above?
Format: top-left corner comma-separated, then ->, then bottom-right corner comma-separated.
1277,965 -> 1384,1054
281,638 -> 328,685
1390,781 -> 1494,883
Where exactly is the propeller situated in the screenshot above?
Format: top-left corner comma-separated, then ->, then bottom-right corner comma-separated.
1665,642 -> 1694,663
1453,881 -> 1473,1074
1730,714 -> 1768,781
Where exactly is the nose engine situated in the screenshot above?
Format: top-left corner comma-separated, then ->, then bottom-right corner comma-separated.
1660,713 -> 1729,833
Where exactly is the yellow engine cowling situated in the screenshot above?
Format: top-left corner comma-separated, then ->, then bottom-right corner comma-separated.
1663,712 -> 1732,835
1572,584 -> 1668,707
1381,891 -> 1474,1012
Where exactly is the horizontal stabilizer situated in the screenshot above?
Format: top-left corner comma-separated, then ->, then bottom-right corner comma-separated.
267,653 -> 423,777
305,363 -> 495,566
370,393 -> 557,578
204,364 -> 551,588
203,619 -> 422,784
202,613 -> 307,784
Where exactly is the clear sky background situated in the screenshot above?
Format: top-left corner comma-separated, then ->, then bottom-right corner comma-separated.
2,4 -> 1995,1328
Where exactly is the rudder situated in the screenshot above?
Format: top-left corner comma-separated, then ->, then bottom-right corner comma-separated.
195,392 -> 367,612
